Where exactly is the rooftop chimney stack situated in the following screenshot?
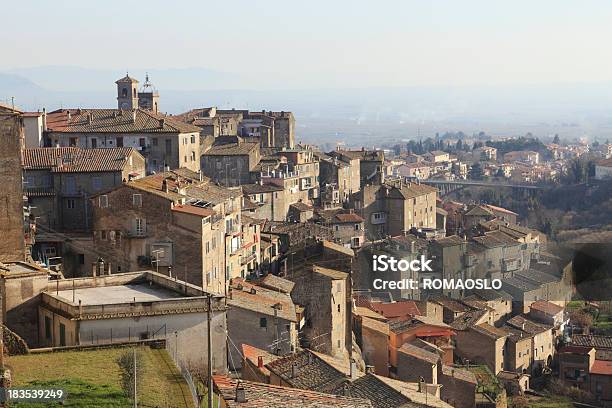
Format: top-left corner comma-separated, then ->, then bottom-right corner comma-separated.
235,386 -> 247,403
291,363 -> 299,379
257,356 -> 264,368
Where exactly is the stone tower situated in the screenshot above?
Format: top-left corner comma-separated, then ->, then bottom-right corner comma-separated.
116,74 -> 139,110
138,74 -> 160,113
0,103 -> 26,262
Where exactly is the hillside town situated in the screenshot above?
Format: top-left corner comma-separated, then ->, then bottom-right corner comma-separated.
0,75 -> 611,408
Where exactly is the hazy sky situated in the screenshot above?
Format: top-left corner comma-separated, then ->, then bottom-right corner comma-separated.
4,0 -> 612,88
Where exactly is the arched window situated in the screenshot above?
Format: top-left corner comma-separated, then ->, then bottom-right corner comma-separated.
122,88 -> 127,97
133,87 -> 136,96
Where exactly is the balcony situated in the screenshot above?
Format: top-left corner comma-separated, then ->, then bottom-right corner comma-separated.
241,252 -> 257,266
24,186 -> 55,197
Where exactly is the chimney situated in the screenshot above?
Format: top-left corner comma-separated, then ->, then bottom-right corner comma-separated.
257,356 -> 264,368
235,386 -> 247,403
307,352 -> 313,364
350,359 -> 358,380
365,365 -> 375,374
92,262 -> 97,278
410,240 -> 416,254
42,108 -> 47,130
132,110 -> 137,123
162,178 -> 169,193
106,262 -> 111,275
159,118 -> 165,128
87,112 -> 93,124
291,363 -> 299,378
522,322 -> 525,330
67,111 -> 72,121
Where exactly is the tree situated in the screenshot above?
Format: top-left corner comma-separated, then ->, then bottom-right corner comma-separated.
469,162 -> 484,180
569,310 -> 594,332
117,348 -> 144,401
553,134 -> 560,144
456,139 -> 463,150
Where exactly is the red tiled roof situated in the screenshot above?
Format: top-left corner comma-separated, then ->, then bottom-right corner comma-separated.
172,204 -> 215,218
591,360 -> 612,376
213,375 -> 372,407
530,300 -> 563,316
334,213 -> 364,223
368,301 -> 421,320
45,108 -> 200,133
559,346 -> 594,355
23,147 -> 139,173
483,204 -> 518,216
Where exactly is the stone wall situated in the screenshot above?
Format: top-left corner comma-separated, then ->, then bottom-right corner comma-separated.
0,108 -> 26,262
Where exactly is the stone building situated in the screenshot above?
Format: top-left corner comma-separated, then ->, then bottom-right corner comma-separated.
43,108 -> 201,173
23,147 -> 145,232
275,147 -> 320,202
0,104 -> 28,263
319,152 -> 360,204
0,261 -> 50,346
227,278 -> 298,369
38,270 -> 227,373
287,265 -> 349,359
505,315 -> 554,374
91,170 -> 242,294
332,149 -> 385,187
314,209 -> 365,249
241,183 -> 287,221
352,180 -> 438,240
201,137 -> 260,186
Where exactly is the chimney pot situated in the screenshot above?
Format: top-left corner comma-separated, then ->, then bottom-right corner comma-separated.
257,356 -> 264,368
291,363 -> 299,378
235,386 -> 247,403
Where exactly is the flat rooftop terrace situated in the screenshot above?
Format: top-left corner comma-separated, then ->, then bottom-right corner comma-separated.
56,283 -> 182,305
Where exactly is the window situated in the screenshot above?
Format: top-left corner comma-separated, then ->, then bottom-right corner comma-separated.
91,138 -> 97,148
59,323 -> 66,347
45,316 -> 52,340
139,138 -> 146,147
354,224 -> 360,231
66,199 -> 75,209
134,218 -> 146,236
191,135 -> 196,144
184,155 -> 188,163
165,139 -> 172,154
191,151 -> 196,161
116,137 -> 123,147
205,241 -> 210,254
132,194 -> 142,207
152,137 -> 158,146
260,317 -> 267,328
69,137 -> 77,147
92,177 -> 102,191
337,304 -> 341,312
99,195 -> 108,208
79,254 -> 85,265
64,176 -> 77,193
101,230 -> 107,240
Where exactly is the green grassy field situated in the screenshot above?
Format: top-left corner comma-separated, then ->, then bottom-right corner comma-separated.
517,395 -> 574,408
6,346 -> 195,408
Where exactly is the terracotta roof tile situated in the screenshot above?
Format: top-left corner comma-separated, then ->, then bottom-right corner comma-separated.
23,147 -> 140,173
46,108 -> 199,133
213,375 -> 372,407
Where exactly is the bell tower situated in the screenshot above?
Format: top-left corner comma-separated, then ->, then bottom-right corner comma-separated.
138,73 -> 160,113
116,74 -> 139,110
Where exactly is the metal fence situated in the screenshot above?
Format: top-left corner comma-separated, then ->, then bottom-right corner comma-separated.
166,341 -> 201,408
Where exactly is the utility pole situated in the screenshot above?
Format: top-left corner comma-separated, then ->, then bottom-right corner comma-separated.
207,294 -> 213,408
